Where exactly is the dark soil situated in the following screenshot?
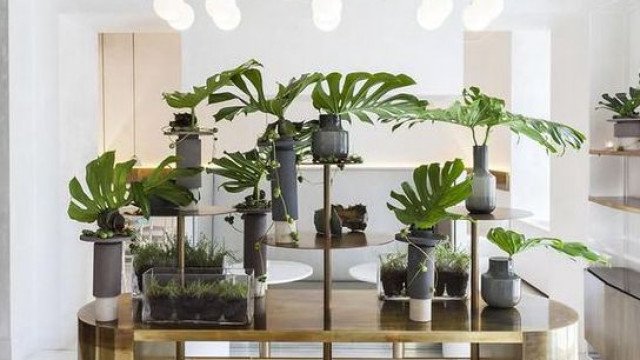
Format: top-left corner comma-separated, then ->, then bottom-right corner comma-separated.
446,272 -> 469,297
435,269 -> 449,297
200,296 -> 223,322
175,295 -> 201,320
381,267 -> 406,297
148,296 -> 174,321
223,299 -> 248,323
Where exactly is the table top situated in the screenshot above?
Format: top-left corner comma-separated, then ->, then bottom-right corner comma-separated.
149,205 -> 235,217
451,207 -> 533,221
78,288 -> 578,344
230,261 -> 314,285
266,231 -> 394,250
588,266 -> 640,301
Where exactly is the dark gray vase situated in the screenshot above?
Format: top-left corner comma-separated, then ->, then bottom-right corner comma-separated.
313,207 -> 342,235
271,137 -> 299,221
395,229 -> 446,321
176,134 -> 201,189
312,114 -> 349,161
466,145 -> 496,214
242,211 -> 268,297
80,235 -> 127,321
481,257 -> 521,308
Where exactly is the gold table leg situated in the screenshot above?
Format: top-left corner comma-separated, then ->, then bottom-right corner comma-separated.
259,341 -> 271,358
471,221 -> 480,360
392,342 -> 404,359
323,164 -> 332,360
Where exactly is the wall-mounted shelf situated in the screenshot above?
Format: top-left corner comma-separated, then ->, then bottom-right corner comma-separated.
589,196 -> 640,214
590,148 -> 640,157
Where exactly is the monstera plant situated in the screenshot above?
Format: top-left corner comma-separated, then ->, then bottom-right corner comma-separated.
310,72 -> 427,162
387,159 -> 472,322
482,227 -> 607,308
597,74 -> 640,119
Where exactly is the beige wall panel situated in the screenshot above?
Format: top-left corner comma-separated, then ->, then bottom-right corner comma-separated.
464,31 -> 512,171
133,33 -> 181,166
102,33 -> 134,161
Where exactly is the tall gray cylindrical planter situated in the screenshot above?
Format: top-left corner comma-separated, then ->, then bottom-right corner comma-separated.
466,145 -> 496,214
481,257 -> 521,308
271,137 -> 299,244
176,134 -> 202,189
311,114 -> 349,161
81,235 -> 127,322
396,230 -> 445,322
243,211 -> 268,297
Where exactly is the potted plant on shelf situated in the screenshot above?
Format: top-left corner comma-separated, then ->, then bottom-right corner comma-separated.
310,72 -> 427,162
483,227 -> 607,308
434,243 -> 452,297
162,59 -> 261,192
386,87 -> 585,214
209,67 -> 323,244
387,159 -> 473,321
209,149 -> 271,295
597,74 -> 640,139
379,250 -> 407,298
67,151 -> 198,321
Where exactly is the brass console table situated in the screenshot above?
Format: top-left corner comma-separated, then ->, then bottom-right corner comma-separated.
78,288 -> 579,360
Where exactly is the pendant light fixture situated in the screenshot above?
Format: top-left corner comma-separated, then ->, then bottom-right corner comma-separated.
312,0 -> 343,32
416,0 -> 454,30
206,0 -> 242,31
463,0 -> 504,31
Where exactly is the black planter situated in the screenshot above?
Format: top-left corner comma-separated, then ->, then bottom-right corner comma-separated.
271,137 -> 299,222
176,134 -> 202,189
381,267 -> 406,297
242,211 -> 268,296
148,296 -> 174,321
435,268 -> 448,297
446,272 -> 469,297
312,114 -> 349,161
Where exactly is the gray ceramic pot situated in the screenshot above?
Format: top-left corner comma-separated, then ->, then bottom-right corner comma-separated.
312,114 -> 349,161
271,137 -> 299,221
610,118 -> 640,137
466,145 -> 496,214
242,211 -> 268,295
176,134 -> 202,189
313,206 -> 342,235
481,257 -> 521,308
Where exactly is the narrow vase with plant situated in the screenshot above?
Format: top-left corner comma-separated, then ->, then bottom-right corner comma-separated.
162,59 -> 261,192
310,72 -> 427,161
483,227 -> 607,308
67,151 -> 198,321
209,66 -> 323,244
387,159 -> 472,321
209,149 -> 271,295
386,87 -> 585,214
597,74 -> 640,138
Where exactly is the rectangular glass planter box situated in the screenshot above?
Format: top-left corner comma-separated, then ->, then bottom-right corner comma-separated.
142,267 -> 254,325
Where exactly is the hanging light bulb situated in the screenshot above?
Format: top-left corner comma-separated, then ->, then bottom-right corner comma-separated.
206,0 -> 242,31
168,2 -> 195,31
462,2 -> 491,31
484,0 -> 504,20
153,0 -> 186,22
416,0 -> 454,31
312,0 -> 342,32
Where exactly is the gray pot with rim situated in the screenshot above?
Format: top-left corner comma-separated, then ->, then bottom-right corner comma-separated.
481,256 -> 521,308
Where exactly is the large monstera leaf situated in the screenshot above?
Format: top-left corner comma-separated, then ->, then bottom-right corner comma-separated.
487,227 -> 607,263
209,150 -> 268,194
311,72 -> 427,123
387,159 -> 472,230
68,151 -> 135,223
209,69 -> 322,122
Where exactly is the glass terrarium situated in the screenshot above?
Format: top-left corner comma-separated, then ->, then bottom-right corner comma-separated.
142,267 -> 254,325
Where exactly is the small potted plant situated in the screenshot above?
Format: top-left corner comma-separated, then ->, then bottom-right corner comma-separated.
387,159 -> 472,321
483,227 -> 607,308
210,67 -> 323,244
446,248 -> 470,297
310,72 -> 426,161
209,149 -> 271,295
379,251 -> 407,298
68,152 -> 197,321
434,244 -> 453,297
387,87 -> 585,214
162,59 -> 261,192
597,74 -> 640,138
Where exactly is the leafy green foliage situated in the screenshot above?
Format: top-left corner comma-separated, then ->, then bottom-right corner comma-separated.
162,59 -> 262,121
209,68 -> 322,132
487,227 -> 608,263
311,72 -> 427,123
145,278 -> 180,298
386,87 -> 586,154
435,243 -> 470,273
379,250 -> 407,272
597,75 -> 640,118
387,159 -> 472,230
68,152 -> 199,233
216,279 -> 249,300
208,149 -> 269,208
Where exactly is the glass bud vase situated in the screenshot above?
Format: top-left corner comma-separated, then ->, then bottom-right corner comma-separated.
312,114 -> 349,161
465,145 -> 496,214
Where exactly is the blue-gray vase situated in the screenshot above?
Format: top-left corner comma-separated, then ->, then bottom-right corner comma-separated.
312,114 -> 349,161
481,257 -> 521,308
466,145 -> 496,214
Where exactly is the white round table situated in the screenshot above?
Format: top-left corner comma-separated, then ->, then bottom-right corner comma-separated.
231,260 -> 313,285
348,262 -> 378,284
